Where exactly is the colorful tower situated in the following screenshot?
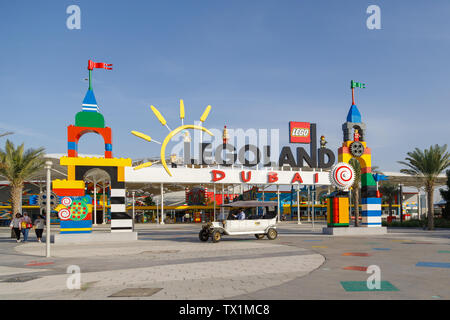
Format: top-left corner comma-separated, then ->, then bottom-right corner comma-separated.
337,81 -> 382,227
53,60 -> 132,234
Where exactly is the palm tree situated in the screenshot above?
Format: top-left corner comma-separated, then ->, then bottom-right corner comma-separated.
380,182 -> 398,219
398,144 -> 450,230
349,158 -> 361,226
0,140 -> 46,215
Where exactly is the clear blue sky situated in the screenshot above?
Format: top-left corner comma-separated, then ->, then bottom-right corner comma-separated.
1,0 -> 449,172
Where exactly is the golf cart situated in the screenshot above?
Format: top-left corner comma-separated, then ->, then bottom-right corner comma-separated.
198,200 -> 278,243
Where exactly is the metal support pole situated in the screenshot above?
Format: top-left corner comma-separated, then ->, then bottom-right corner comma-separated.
297,184 -> 301,224
307,186 -> 310,222
221,184 -> 224,218
399,184 -> 404,223
417,187 -> 422,219
312,188 -> 315,229
213,184 -> 216,221
102,183 -> 106,224
93,178 -> 97,226
39,183 -> 43,217
277,185 -> 280,221
132,191 -> 135,231
156,199 -> 159,224
161,183 -> 165,225
45,161 -> 52,258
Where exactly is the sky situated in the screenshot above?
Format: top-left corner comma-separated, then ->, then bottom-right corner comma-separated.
0,0 -> 449,176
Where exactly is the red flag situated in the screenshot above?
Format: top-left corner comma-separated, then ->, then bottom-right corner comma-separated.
88,60 -> 113,70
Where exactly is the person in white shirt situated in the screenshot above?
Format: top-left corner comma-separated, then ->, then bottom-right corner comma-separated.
233,210 -> 246,220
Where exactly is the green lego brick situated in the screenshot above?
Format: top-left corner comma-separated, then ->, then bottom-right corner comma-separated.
328,223 -> 349,227
75,111 -> 105,128
361,173 -> 377,187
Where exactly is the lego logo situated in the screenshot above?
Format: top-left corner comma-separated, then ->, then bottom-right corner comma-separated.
292,128 -> 309,137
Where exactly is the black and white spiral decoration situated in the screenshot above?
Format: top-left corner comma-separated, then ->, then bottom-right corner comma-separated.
329,162 -> 355,190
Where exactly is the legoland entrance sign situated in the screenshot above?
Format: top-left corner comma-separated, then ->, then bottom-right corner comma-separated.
125,121 -> 336,185
183,122 -> 336,170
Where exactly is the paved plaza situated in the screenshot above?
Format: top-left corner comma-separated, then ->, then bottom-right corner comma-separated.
0,222 -> 449,300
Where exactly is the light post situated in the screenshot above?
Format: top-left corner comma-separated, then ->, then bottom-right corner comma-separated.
102,182 -> 106,224
312,187 -> 315,229
93,177 -> 97,226
277,185 -> 280,222
160,183 -> 164,225
399,184 -> 404,223
132,191 -> 135,231
297,184 -> 301,224
45,161 -> 52,258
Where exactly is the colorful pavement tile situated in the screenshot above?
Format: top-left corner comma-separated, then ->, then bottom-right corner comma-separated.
340,281 -> 399,292
342,252 -> 371,257
416,262 -> 450,269
342,266 -> 368,271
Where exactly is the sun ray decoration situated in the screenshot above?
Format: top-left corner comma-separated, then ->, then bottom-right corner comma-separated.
179,99 -> 185,126
131,101 -> 214,176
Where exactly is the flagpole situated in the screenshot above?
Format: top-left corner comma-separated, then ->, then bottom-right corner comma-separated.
89,69 -> 92,90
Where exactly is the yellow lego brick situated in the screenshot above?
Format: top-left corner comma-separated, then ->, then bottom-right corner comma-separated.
60,156 -> 132,167
117,166 -> 125,182
338,197 -> 349,224
53,179 -> 85,189
338,152 -> 352,163
67,165 -> 75,180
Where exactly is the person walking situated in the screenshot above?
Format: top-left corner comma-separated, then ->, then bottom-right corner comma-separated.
10,213 -> 22,243
34,215 -> 45,243
20,212 -> 32,242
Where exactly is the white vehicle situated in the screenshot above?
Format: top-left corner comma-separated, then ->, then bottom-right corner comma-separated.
198,200 -> 279,243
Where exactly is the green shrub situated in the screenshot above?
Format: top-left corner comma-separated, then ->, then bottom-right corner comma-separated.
384,218 -> 450,228
434,218 -> 450,228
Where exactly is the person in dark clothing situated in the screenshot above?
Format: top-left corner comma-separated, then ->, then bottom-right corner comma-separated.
34,215 -> 45,242
10,213 -> 22,242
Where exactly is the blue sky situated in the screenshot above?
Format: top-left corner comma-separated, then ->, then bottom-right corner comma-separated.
0,0 -> 449,172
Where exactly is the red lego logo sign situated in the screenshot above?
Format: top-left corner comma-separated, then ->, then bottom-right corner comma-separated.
290,122 -> 311,143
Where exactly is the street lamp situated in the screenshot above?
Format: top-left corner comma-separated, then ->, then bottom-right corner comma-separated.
132,191 -> 135,231
399,184 -> 404,223
44,161 -> 52,258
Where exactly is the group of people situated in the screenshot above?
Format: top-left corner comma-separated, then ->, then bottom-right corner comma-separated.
9,212 -> 45,243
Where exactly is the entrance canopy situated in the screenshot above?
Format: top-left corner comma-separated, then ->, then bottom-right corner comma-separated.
381,172 -> 447,188
221,200 -> 278,207
125,165 -> 331,186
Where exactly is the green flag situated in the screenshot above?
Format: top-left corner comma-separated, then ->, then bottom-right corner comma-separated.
351,80 -> 366,89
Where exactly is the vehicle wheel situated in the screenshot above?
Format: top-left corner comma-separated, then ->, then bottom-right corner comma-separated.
199,229 -> 209,242
255,234 -> 265,240
211,230 -> 221,243
266,228 -> 278,240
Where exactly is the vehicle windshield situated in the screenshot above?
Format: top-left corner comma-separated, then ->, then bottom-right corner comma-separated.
225,206 -> 277,220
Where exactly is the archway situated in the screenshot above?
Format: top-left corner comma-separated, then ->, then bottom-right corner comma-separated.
83,168 -> 111,225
